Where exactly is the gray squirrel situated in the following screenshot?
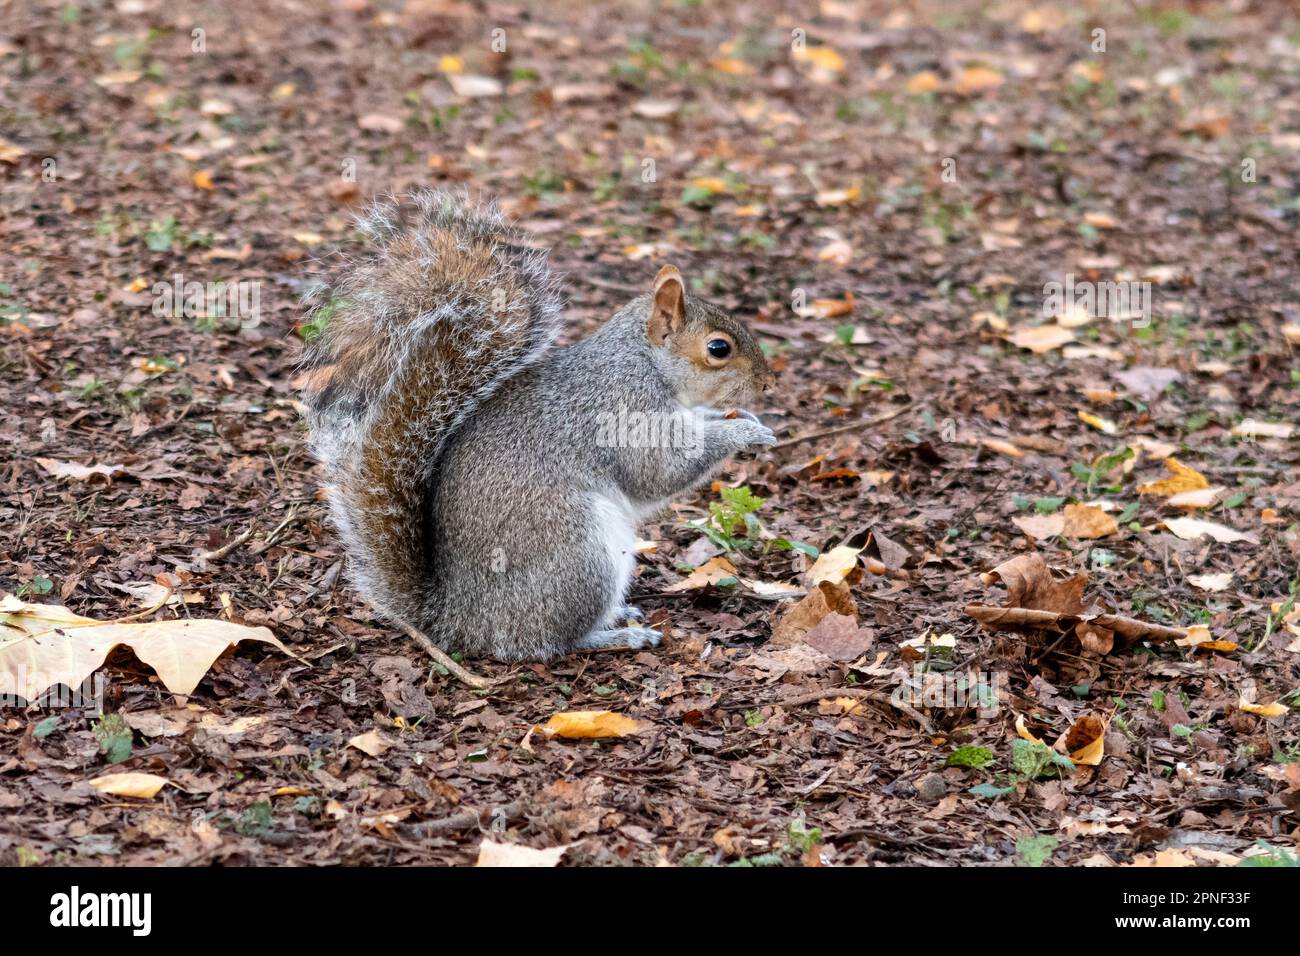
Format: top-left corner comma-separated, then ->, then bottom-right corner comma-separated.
301,190 -> 776,661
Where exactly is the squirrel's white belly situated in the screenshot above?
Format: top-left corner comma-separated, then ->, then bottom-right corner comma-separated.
589,491 -> 640,616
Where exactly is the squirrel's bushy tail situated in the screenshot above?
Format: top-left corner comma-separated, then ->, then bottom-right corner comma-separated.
300,190 -> 563,628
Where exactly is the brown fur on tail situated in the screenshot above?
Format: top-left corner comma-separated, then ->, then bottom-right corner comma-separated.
300,190 -> 563,627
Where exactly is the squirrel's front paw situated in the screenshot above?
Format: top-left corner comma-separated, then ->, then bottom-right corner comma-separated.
722,417 -> 777,451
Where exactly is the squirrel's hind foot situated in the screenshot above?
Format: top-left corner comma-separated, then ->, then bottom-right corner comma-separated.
609,604 -> 644,624
572,626 -> 662,653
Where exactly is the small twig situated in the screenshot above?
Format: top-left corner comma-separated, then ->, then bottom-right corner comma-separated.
772,403 -> 915,451
260,505 -> 302,547
201,525 -> 256,561
965,604 -> 1189,645
779,686 -> 934,735
398,620 -> 498,690
100,586 -> 175,625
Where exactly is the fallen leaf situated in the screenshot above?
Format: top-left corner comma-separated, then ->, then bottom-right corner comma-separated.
1009,324 -> 1074,353
806,544 -> 863,586
792,45 -> 845,74
1166,486 -> 1224,510
1114,366 -> 1180,401
538,710 -> 647,739
1231,420 -> 1294,440
0,594 -> 295,699
814,187 -> 859,208
35,458 -> 127,482
955,65 -> 1004,95
1013,512 -> 1065,540
1127,848 -> 1198,867
1187,572 -> 1233,592
1077,410 -> 1117,434
357,113 -> 404,133
817,239 -> 853,266
347,730 -> 392,756
801,613 -> 873,662
0,137 -> 27,163
89,772 -> 169,799
1163,517 -> 1257,545
1015,713 -> 1044,744
632,98 -> 680,119
1061,503 -> 1118,539
981,437 -> 1025,458
475,840 -> 571,867
981,553 -> 1088,616
1239,700 -> 1288,718
772,580 -> 855,644
1061,714 -> 1106,766
906,70 -> 942,93
1138,457 -> 1209,496
666,556 -> 738,592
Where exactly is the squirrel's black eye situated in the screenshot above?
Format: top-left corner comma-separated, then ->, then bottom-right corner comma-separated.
706,338 -> 732,360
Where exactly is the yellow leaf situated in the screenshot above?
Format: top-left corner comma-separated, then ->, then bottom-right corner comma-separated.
906,70 -> 942,94
981,437 -> 1025,458
0,137 -> 28,164
1239,700 -> 1288,717
955,65 -> 1004,95
127,277 -> 150,293
0,594 -> 297,699
792,46 -> 845,73
1197,640 -> 1239,653
272,82 -> 296,99
692,177 -> 728,194
192,169 -> 215,191
438,54 -> 465,73
711,57 -> 754,76
1015,713 -> 1043,744
1071,61 -> 1105,84
1061,714 -> 1107,766
1077,410 -> 1117,434
538,710 -> 647,739
1173,625 -> 1213,649
1138,457 -> 1209,496
1019,8 -> 1064,33
90,772 -> 168,799
814,186 -> 860,207
1061,503 -> 1118,539
801,291 -> 855,318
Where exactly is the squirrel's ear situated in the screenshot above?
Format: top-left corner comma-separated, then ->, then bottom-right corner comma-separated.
648,265 -> 686,344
